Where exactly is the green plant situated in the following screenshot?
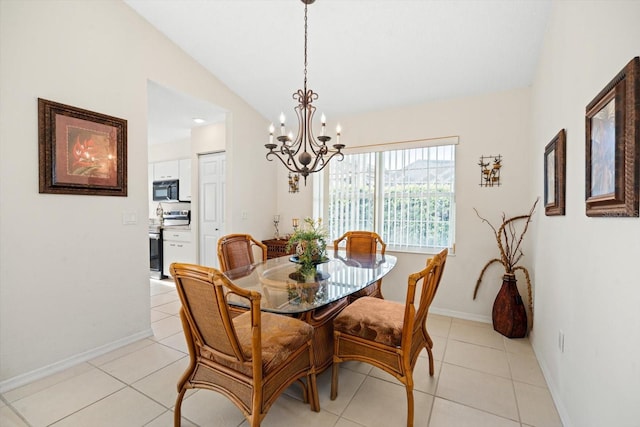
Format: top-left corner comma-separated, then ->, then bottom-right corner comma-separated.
286,217 -> 328,279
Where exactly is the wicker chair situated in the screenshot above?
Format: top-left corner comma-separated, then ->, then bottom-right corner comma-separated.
217,234 -> 267,272
333,231 -> 387,301
171,263 -> 320,427
330,249 -> 448,427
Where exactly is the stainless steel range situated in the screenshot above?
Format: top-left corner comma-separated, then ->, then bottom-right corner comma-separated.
149,210 -> 191,279
149,224 -> 164,279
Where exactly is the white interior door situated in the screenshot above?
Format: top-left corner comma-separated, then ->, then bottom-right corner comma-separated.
199,152 -> 225,267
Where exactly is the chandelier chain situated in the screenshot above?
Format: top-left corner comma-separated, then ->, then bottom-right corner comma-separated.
303,1 -> 308,92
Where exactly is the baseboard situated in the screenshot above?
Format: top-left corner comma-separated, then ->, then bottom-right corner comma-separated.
429,306 -> 492,324
529,330 -> 572,427
0,328 -> 153,393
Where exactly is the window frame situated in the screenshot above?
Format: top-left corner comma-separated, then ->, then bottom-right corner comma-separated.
315,136 -> 458,255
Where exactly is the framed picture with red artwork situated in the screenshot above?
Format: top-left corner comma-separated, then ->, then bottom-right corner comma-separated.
38,98 -> 127,196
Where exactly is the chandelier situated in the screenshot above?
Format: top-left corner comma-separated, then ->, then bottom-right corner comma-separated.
264,0 -> 345,185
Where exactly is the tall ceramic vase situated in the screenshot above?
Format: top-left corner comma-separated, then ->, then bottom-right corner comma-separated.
492,273 -> 527,338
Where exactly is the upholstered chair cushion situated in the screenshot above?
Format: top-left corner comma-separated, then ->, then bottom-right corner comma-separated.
233,312 -> 314,374
333,296 -> 404,347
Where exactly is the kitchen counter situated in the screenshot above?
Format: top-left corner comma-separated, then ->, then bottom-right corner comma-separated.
161,225 -> 191,231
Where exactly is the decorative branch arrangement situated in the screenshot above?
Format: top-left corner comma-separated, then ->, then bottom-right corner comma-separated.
473,199 -> 539,320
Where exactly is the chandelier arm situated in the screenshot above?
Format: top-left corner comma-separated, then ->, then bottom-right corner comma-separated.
306,150 -> 345,175
278,137 -> 301,158
266,150 -> 308,176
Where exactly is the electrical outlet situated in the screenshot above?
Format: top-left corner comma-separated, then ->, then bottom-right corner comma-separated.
241,210 -> 248,220
558,331 -> 565,353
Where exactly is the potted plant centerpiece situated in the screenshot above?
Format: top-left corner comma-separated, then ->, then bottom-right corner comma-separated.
286,217 -> 329,281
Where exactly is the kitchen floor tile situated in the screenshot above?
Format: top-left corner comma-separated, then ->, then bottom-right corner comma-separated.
50,387 -> 165,427
2,362 -> 95,403
444,339 -> 511,378
334,418 -> 366,427
514,381 -> 562,427
154,300 -> 182,315
254,393 -> 339,427
150,281 -> 175,296
150,291 -> 179,308
11,368 -> 125,426
99,342 -> 184,384
178,389 -> 247,426
316,365 -> 367,415
144,410 -> 198,427
368,353 -> 441,396
436,363 -> 518,421
426,314 -> 452,338
89,338 -> 155,367
159,331 -> 189,353
132,357 -> 192,407
150,315 -> 183,341
507,351 -> 547,387
341,375 -> 433,427
449,321 -> 505,350
150,308 -> 172,322
503,336 -> 535,356
0,405 -> 29,427
428,397 -> 520,427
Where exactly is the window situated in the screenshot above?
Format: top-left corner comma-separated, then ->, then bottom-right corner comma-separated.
319,138 -> 456,253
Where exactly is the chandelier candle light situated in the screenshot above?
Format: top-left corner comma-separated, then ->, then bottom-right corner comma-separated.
264,0 -> 345,184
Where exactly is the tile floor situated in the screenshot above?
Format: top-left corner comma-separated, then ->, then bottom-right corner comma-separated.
0,278 -> 562,427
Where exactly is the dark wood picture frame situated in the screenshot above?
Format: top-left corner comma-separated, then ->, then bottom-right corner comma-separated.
544,129 -> 566,216
38,98 -> 127,196
585,57 -> 639,217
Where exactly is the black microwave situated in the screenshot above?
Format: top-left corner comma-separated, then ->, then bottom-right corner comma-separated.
153,179 -> 179,202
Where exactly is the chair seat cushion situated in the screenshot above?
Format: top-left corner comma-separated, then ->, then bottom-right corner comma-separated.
334,297 -> 404,347
233,312 -> 314,374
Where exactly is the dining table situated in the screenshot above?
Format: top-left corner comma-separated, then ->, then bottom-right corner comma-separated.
223,249 -> 397,373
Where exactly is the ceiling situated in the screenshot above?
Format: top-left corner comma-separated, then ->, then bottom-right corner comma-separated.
130,0 -> 552,145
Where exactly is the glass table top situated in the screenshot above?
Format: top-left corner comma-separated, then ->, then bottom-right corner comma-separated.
223,250 -> 397,314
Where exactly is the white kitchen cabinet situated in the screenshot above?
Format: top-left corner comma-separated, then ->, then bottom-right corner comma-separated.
178,158 -> 191,201
153,160 -> 179,180
163,229 -> 196,276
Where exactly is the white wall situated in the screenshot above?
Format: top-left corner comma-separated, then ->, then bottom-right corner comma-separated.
0,0 -> 272,388
530,2 -> 640,426
278,88 -> 536,319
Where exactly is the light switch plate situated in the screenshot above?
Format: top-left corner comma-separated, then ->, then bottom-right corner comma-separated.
122,211 -> 137,225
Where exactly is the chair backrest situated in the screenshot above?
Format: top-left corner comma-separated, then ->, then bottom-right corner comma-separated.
218,234 -> 268,272
333,231 -> 387,255
170,263 -> 262,375
403,249 -> 448,353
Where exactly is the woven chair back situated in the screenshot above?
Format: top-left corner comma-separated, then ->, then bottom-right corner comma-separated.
218,234 -> 266,272
404,249 -> 448,351
172,263 -> 254,363
334,231 -> 387,255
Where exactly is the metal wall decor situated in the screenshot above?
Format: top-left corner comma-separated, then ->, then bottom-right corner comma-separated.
478,155 -> 502,187
264,0 -> 345,185
288,172 -> 300,193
